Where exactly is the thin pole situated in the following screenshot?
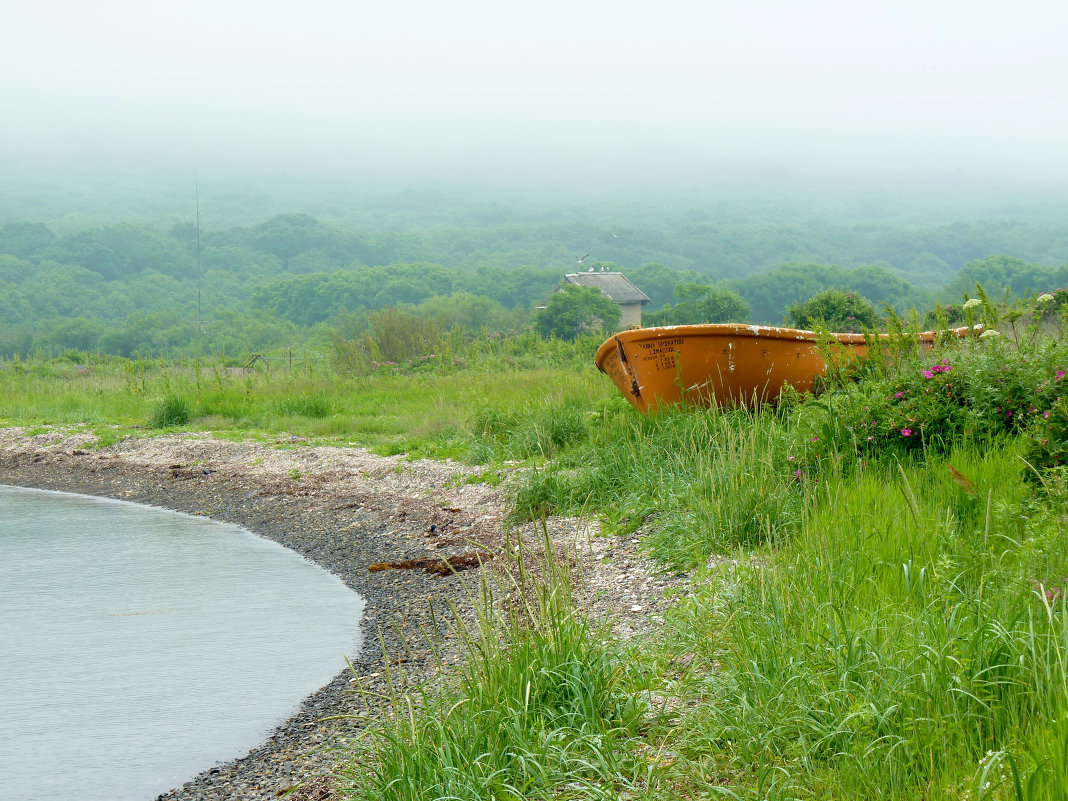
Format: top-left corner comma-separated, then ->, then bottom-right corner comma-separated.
195,169 -> 202,330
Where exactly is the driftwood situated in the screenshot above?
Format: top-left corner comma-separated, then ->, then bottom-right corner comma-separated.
368,551 -> 493,577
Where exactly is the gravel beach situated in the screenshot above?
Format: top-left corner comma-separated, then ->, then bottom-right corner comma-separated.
0,428 -> 683,800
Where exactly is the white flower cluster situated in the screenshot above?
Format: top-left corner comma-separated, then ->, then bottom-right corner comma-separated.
1038,292 -> 1055,303
962,298 -> 982,309
979,329 -> 1001,339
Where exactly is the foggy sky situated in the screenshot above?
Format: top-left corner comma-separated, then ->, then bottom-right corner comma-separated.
3,0 -> 1067,185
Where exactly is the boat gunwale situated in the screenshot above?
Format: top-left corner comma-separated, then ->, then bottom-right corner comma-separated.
595,323 -> 869,372
595,322 -> 977,374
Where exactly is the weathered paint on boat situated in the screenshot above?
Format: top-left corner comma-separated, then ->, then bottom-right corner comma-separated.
595,323 -> 973,412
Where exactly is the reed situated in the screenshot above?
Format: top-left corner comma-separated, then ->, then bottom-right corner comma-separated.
341,533 -> 653,800
0,352 -> 612,457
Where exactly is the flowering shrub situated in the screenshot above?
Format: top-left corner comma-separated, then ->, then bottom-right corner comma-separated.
923,303 -> 968,328
805,336 -> 1068,463
1029,577 -> 1067,605
1023,396 -> 1068,477
368,359 -> 402,374
851,357 -> 972,455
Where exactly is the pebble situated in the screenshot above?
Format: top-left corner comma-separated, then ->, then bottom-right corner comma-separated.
0,430 -> 690,800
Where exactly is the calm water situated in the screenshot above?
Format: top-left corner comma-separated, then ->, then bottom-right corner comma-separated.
0,485 -> 364,801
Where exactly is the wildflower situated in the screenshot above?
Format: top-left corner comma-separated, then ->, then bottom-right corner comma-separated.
1038,293 -> 1055,303
901,429 -> 913,437
963,298 -> 982,309
979,329 -> 1001,339
811,436 -> 818,442
894,391 -> 904,399
1058,370 -> 1066,381
921,370 -> 934,379
866,435 -> 874,441
787,455 -> 794,461
1045,411 -> 1051,419
794,468 -> 803,480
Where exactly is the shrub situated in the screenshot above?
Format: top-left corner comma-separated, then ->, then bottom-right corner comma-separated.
644,282 -> 750,325
1023,395 -> 1068,478
149,394 -> 191,428
532,285 -> 621,341
806,335 -> 1068,465
367,306 -> 444,363
266,393 -> 333,418
788,288 -> 878,332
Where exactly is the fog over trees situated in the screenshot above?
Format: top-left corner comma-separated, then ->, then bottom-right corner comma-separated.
2,1 -> 1066,357
3,164 -> 1068,358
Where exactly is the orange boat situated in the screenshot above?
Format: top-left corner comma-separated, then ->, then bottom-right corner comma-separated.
595,323 -> 974,413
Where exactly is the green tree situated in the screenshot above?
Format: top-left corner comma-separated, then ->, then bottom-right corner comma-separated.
644,283 -> 750,326
625,262 -> 704,310
414,292 -> 522,333
0,222 -> 56,258
788,289 -> 877,332
944,254 -> 1068,301
532,285 -> 621,340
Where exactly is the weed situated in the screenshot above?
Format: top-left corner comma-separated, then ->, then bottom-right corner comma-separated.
342,532 -> 653,800
148,395 -> 191,428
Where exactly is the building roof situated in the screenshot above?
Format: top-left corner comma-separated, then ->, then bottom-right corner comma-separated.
564,271 -> 650,305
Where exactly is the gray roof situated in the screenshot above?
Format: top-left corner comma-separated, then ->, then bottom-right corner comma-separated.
564,272 -> 650,305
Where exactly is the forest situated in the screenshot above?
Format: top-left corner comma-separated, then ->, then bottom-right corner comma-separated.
3,179 -> 1068,359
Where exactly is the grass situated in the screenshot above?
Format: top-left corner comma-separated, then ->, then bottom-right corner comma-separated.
652,449 -> 1068,798
335,441 -> 1068,798
5,311 -> 1068,798
341,535 -> 652,801
0,354 -> 614,458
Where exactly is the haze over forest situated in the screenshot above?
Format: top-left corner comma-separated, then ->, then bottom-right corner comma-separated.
2,0 -> 1067,358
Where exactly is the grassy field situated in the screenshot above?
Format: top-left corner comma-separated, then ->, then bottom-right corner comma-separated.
0,346 -> 616,457
4,309 -> 1068,799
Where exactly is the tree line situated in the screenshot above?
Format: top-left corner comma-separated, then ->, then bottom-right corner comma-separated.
2,212 -> 1068,359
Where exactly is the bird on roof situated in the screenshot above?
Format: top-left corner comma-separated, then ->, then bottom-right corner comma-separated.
577,254 -> 589,264
587,266 -> 594,272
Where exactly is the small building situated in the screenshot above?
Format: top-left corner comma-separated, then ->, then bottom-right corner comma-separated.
563,271 -> 651,328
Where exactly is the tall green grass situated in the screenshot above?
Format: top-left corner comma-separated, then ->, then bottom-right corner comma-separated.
342,537 -> 653,800
648,449 -> 1068,798
0,353 -> 613,457
505,405 -> 806,567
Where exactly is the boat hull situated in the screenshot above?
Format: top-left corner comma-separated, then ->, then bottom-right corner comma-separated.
595,323 -> 968,413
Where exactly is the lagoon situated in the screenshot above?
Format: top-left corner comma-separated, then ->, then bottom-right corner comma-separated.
0,485 -> 364,801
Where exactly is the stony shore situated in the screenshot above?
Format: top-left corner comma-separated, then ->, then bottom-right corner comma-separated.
0,428 -> 682,800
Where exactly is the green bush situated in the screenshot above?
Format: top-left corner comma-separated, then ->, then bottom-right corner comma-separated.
644,282 -> 750,325
1023,396 -> 1068,478
266,393 -> 333,418
148,394 -> 191,428
532,285 -> 621,341
789,288 -> 878,332
469,400 -> 593,461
